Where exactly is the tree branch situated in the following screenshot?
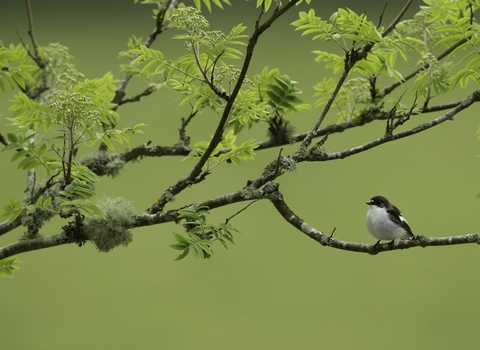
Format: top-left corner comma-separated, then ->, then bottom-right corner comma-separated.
381,0 -> 414,37
25,0 -> 41,63
0,188 -> 265,259
306,89 -> 480,162
300,69 -> 351,149
0,132 -> 8,146
15,0 -> 49,99
135,188 -> 264,228
179,111 -> 197,146
113,0 -> 175,105
269,183 -> 480,255
0,217 -> 22,237
0,233 -> 71,259
115,86 -> 156,107
147,0 -> 301,214
117,95 -> 463,164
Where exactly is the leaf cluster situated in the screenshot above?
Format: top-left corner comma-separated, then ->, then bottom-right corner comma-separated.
170,206 -> 238,261
255,67 -> 311,116
292,8 -> 384,53
58,178 -> 105,218
183,129 -> 258,168
129,22 -> 309,137
0,44 -> 38,91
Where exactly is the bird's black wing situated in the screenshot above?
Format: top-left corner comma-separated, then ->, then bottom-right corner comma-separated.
387,206 -> 414,237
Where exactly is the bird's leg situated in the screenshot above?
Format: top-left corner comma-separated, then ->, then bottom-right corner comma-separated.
371,239 -> 381,255
388,239 -> 395,250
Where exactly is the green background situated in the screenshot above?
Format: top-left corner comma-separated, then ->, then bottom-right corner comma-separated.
1,1 -> 480,349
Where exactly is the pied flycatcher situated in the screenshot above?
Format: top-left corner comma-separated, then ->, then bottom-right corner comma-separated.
365,196 -> 414,246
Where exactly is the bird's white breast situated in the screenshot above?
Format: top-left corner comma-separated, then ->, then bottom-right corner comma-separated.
366,206 -> 410,240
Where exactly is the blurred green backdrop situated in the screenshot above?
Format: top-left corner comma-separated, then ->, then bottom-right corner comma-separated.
1,1 -> 480,349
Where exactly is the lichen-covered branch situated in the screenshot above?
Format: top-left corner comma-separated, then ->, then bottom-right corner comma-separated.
0,233 -> 71,259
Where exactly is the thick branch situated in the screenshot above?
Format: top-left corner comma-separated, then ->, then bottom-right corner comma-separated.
123,98 -> 461,162
0,233 -> 70,259
0,217 -> 22,237
121,142 -> 189,162
135,189 -> 264,227
0,189 -> 264,259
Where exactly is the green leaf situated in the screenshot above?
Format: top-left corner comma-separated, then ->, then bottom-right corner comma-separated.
0,198 -> 24,223
26,204 -> 36,214
0,256 -> 21,278
173,232 -> 191,245
170,242 -> 188,250
101,135 -> 115,151
174,247 -> 190,261
42,197 -> 52,208
190,244 -> 205,261
197,241 -> 213,255
6,133 -> 18,143
10,149 -> 30,163
16,156 -> 42,170
35,196 -> 43,208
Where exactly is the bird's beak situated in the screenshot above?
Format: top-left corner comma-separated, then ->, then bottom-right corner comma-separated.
365,201 -> 371,205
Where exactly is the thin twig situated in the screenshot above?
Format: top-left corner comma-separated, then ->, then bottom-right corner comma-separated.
381,0 -> 413,37
225,199 -> 259,224
377,3 -> 388,28
15,1 -> 49,99
0,133 -> 8,146
115,86 -> 156,108
274,148 -> 283,175
179,111 -> 197,145
25,0 -> 41,62
300,69 -> 350,149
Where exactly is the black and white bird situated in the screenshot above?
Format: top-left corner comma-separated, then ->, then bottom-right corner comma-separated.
365,196 -> 414,247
